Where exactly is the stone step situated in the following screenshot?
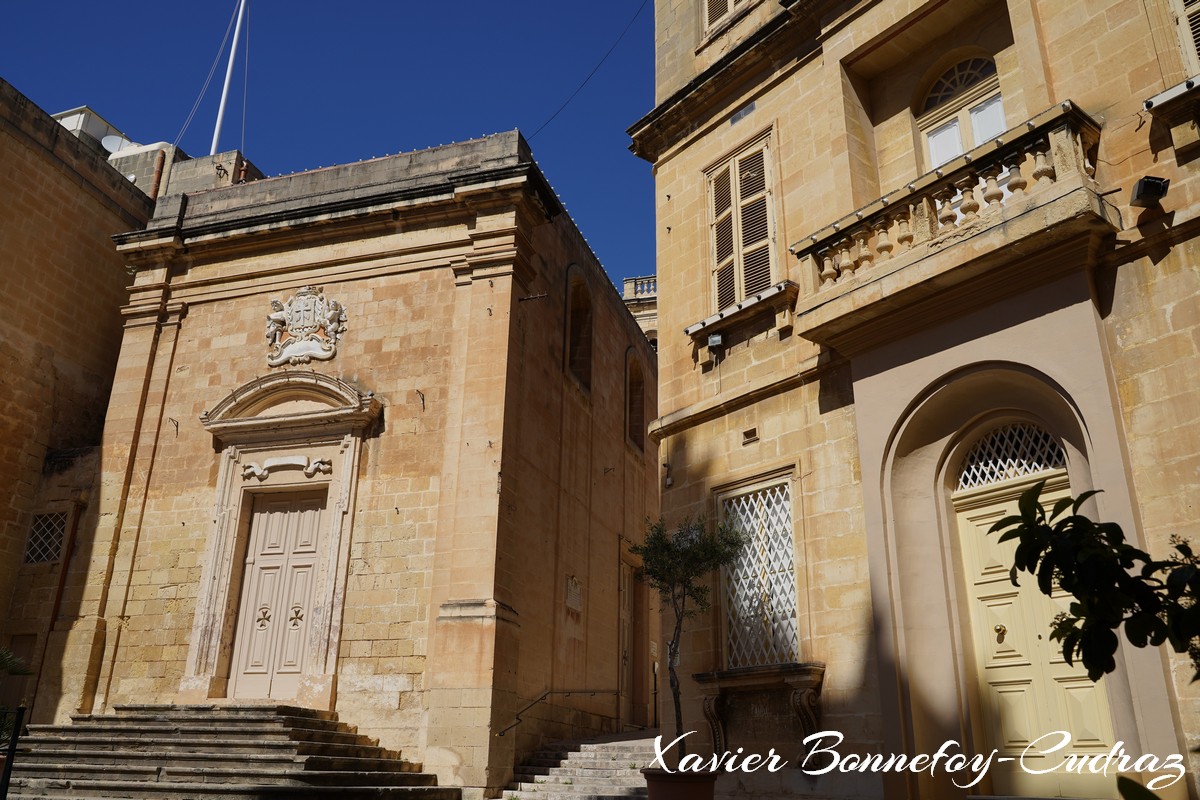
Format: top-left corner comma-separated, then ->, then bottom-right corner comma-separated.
9,705 -> 455,800
503,791 -> 646,800
515,766 -> 645,779
12,763 -> 436,787
8,778 -> 459,800
18,734 -> 402,761
110,704 -> 340,722
14,750 -> 422,776
513,782 -> 652,796
503,734 -> 657,800
41,719 -> 369,743
524,755 -> 653,768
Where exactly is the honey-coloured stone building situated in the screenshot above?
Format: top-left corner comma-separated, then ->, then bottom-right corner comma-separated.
630,0 -> 1200,798
4,115 -> 659,799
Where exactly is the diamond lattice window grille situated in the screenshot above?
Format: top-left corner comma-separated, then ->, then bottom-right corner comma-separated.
721,482 -> 799,669
24,512 -> 67,564
956,423 -> 1067,491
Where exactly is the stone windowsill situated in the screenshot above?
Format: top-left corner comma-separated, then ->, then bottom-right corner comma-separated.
685,281 -> 799,365
1143,75 -> 1200,154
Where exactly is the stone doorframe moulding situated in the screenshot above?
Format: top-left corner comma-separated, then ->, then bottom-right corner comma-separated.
179,371 -> 381,709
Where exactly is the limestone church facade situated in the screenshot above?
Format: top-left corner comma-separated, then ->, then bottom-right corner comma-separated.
3,80 -> 659,799
630,0 -> 1200,798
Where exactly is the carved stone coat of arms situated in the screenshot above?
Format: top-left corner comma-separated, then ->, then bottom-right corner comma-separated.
265,286 -> 347,367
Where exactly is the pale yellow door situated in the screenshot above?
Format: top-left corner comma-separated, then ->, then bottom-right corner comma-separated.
955,473 -> 1117,798
229,492 -> 325,700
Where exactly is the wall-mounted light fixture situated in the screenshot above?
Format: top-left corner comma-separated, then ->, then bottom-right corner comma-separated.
1131,176 -> 1170,208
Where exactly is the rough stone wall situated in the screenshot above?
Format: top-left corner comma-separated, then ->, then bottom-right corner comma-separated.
0,79 -> 151,649
497,214 -> 660,767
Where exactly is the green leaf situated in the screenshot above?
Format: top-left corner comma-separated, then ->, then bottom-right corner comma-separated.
1071,489 -> 1103,514
1049,496 -> 1074,521
988,515 -> 1024,534
1018,481 -> 1046,522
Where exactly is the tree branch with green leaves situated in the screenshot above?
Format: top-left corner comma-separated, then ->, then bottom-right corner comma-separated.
630,516 -> 748,757
989,480 -> 1200,682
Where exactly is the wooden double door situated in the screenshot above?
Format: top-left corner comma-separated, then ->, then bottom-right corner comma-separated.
228,491 -> 325,700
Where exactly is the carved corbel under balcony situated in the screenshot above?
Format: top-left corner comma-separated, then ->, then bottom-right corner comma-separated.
693,662 -> 826,752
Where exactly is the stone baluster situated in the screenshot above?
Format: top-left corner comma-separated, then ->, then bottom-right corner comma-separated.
1002,149 -> 1028,199
1030,138 -> 1056,186
934,186 -> 958,232
980,163 -> 1005,209
894,207 -> 914,251
817,249 -> 837,287
873,219 -> 894,260
855,230 -> 873,271
837,239 -> 856,279
955,173 -> 981,222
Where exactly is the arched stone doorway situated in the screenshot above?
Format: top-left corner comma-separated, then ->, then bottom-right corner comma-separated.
178,371 -> 381,708
867,362 -> 1182,798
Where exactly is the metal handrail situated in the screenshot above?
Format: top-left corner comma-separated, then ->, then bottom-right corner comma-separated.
496,689 -> 619,737
1,706 -> 26,800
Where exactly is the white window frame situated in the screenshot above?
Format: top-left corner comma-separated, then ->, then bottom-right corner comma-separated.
706,134 -> 776,313
918,75 -> 1006,171
717,477 -> 799,670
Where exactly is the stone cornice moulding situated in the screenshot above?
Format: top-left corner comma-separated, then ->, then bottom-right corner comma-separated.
628,6 -> 825,163
201,371 -> 382,447
114,162 -> 560,261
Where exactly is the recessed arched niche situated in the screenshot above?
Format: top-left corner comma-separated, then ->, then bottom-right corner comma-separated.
180,371 -> 381,708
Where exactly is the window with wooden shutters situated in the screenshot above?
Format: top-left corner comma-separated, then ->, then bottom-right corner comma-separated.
705,0 -> 749,31
1174,0 -> 1200,71
709,138 -> 774,313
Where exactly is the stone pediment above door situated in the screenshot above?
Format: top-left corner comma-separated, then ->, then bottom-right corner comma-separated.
201,371 -> 382,447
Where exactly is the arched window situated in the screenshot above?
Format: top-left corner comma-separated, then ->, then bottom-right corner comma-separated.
919,57 -> 1005,169
626,356 -> 645,450
566,276 -> 592,389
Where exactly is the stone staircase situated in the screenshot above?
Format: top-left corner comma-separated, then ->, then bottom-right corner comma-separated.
503,732 -> 658,800
6,704 -> 460,799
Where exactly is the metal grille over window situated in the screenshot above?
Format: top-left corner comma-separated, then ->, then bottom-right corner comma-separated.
957,423 -> 1067,490
721,482 -> 798,668
24,511 -> 67,563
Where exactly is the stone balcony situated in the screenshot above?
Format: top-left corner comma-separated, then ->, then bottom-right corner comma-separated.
622,274 -> 657,301
788,101 -> 1118,357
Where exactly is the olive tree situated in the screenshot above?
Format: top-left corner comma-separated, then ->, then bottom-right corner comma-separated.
631,516 -> 747,755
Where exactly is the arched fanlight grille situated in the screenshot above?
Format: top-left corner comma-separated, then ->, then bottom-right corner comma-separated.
923,57 -> 998,113
956,422 -> 1066,491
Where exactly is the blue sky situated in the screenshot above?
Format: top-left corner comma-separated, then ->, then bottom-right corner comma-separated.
1,1 -> 656,284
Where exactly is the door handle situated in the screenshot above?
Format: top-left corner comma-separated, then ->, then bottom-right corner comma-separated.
994,624 -> 1007,643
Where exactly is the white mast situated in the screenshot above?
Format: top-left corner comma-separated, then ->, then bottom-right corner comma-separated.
210,0 -> 248,156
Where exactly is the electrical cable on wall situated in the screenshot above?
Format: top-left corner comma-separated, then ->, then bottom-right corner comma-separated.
528,0 -> 649,140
